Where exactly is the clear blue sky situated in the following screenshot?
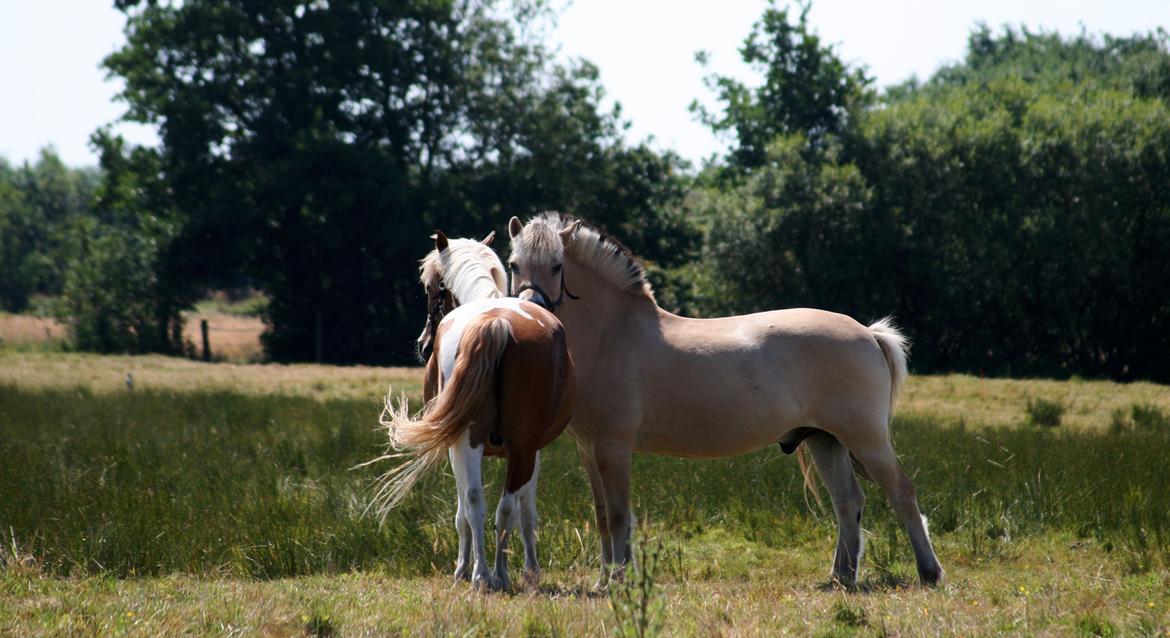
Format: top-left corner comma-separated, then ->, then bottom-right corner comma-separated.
1,0 -> 1167,168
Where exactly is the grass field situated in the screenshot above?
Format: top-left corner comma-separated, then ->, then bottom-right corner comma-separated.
2,350 -> 1169,636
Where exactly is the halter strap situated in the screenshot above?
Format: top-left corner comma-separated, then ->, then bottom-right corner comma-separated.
509,270 -> 579,311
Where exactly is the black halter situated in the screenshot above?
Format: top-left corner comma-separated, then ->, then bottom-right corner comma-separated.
509,270 -> 579,311
417,284 -> 455,361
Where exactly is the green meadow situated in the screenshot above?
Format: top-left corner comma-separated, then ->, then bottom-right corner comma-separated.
1,352 -> 1169,636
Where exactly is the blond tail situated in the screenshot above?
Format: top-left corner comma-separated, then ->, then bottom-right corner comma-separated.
868,316 -> 910,419
363,315 -> 512,521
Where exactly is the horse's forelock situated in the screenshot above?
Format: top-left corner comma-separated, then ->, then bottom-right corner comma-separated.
514,216 -> 566,266
520,211 -> 654,299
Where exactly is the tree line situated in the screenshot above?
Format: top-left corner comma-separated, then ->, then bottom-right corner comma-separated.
2,0 -> 1168,381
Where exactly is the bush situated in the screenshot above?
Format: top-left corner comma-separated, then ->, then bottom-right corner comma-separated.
60,217 -> 184,354
1026,398 -> 1064,428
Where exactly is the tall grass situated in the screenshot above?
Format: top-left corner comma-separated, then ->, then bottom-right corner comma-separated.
1,385 -> 1167,581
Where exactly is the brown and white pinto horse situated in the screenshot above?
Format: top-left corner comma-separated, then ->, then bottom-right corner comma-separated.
369,231 -> 574,591
506,212 -> 943,588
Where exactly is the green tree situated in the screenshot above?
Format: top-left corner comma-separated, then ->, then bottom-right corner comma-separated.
55,131 -> 189,354
691,0 -> 872,171
0,150 -> 99,312
693,17 -> 1170,381
103,0 -> 688,363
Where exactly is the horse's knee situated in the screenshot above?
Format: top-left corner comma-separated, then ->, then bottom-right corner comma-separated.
463,486 -> 483,509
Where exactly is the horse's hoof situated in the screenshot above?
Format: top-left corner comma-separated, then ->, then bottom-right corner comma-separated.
453,563 -> 471,583
522,567 -> 540,590
919,566 -> 944,587
494,571 -> 511,592
829,574 -> 858,591
471,575 -> 491,592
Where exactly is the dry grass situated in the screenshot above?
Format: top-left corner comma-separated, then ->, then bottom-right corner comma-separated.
2,352 -> 1169,636
0,309 -> 265,363
3,350 -> 1167,430
0,351 -> 421,403
903,374 -> 1170,430
3,535 -> 1167,636
180,311 -> 266,363
0,314 -> 67,345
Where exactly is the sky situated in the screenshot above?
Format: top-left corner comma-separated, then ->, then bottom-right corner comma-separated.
1,0 -> 1167,168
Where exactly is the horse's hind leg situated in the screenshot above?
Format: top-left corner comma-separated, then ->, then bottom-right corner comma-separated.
494,448 -> 538,591
518,450 -> 541,588
493,487 -> 520,591
805,432 -> 866,588
450,448 -> 472,582
450,431 -> 493,590
851,438 -> 943,585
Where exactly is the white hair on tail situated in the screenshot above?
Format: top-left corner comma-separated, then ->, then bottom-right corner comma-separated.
420,238 -> 506,303
868,317 -> 910,417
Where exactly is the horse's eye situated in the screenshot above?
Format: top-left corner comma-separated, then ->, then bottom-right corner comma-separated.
552,264 -> 562,274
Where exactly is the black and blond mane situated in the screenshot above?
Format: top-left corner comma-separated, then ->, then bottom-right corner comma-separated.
530,212 -> 654,299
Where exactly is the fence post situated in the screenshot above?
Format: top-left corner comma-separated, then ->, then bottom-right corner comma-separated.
201,319 -> 211,362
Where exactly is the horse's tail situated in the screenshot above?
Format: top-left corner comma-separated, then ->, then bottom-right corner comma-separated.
365,314 -> 511,520
868,316 -> 910,420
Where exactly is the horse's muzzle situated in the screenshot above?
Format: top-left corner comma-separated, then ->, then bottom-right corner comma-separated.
517,287 -> 550,310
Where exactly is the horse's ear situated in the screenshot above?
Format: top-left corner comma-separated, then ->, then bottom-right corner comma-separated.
481,231 -> 495,246
508,216 -> 524,239
433,230 -> 449,251
558,220 -> 582,241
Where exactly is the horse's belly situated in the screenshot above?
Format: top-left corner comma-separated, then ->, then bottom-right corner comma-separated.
634,405 -> 797,458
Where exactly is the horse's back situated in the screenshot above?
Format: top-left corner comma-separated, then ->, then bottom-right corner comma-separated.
632,307 -> 893,456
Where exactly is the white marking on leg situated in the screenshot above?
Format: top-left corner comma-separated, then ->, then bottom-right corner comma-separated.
450,447 -> 471,581
493,489 -> 519,589
857,529 -> 866,572
449,429 -> 491,589
519,451 -> 541,586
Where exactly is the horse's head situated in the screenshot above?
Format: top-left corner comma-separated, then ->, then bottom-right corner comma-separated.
415,230 -> 504,361
507,214 -> 581,312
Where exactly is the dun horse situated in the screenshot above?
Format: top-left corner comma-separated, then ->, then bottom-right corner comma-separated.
506,212 -> 942,588
367,231 -> 574,591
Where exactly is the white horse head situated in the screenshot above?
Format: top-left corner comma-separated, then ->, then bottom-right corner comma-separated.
417,230 -> 506,359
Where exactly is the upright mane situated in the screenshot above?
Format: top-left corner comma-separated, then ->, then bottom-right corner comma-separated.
527,212 -> 654,299
420,238 -> 506,302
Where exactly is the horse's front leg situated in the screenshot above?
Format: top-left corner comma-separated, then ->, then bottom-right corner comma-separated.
577,441 -> 613,588
450,431 -> 493,590
596,442 -> 634,581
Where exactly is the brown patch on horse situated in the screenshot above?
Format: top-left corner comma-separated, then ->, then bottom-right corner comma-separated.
449,306 -> 574,482
494,306 -> 575,492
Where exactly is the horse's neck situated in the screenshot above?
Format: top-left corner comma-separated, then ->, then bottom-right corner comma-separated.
560,256 -> 659,356
449,265 -> 503,303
